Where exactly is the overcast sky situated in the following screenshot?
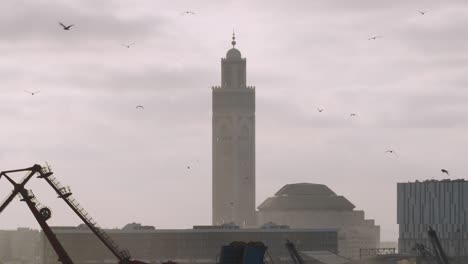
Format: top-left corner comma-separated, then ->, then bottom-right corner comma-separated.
0,0 -> 467,241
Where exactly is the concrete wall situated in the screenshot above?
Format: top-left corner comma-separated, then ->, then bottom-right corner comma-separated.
257,210 -> 380,260
41,228 -> 337,264
0,229 -> 41,264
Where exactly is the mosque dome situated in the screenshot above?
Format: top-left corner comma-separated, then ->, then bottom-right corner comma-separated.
257,183 -> 356,211
226,48 -> 241,60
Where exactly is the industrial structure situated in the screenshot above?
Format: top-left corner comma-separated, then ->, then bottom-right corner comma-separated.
398,179 -> 468,259
257,183 -> 380,260
0,164 -> 146,264
212,33 -> 256,227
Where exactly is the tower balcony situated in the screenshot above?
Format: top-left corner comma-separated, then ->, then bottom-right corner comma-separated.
211,86 -> 255,91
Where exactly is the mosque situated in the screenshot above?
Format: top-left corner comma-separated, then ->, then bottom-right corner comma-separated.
211,33 -> 380,259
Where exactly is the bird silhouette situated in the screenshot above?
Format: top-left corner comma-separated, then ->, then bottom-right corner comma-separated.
187,166 -> 191,170
441,169 -> 449,175
122,43 -> 135,48
418,10 -> 426,15
136,105 -> 144,110
182,11 -> 196,15
350,113 -> 357,117
59,22 -> 74,30
24,90 -> 40,95
385,150 -> 397,156
317,108 -> 324,112
368,36 -> 382,40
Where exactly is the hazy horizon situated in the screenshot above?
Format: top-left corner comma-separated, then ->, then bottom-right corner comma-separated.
1,0 -> 468,242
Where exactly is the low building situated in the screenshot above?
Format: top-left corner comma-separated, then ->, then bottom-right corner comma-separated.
256,183 -> 380,260
0,228 -> 41,264
398,179 -> 468,257
39,224 -> 338,264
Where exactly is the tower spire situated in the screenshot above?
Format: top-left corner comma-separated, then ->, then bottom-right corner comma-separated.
231,30 -> 236,47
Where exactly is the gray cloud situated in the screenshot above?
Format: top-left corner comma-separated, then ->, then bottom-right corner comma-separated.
0,0 -> 167,44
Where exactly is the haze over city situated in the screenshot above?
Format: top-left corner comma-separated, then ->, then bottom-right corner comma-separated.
1,0 -> 468,243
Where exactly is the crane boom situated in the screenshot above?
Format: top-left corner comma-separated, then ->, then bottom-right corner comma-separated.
1,164 -> 147,264
39,169 -> 130,262
19,189 -> 74,264
0,165 -> 74,264
38,165 -> 144,264
285,240 -> 304,264
0,165 -> 45,214
428,227 -> 450,264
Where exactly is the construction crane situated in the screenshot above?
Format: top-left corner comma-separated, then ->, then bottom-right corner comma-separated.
0,164 -> 148,264
428,227 -> 450,264
38,164 -> 147,264
285,240 -> 304,264
413,243 -> 438,264
413,227 -> 450,264
0,164 -> 74,264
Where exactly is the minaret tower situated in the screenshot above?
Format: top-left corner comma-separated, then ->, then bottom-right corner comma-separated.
212,33 -> 256,226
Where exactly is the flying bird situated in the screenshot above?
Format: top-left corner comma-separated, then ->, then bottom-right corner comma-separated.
59,22 -> 74,30
24,90 -> 40,95
350,113 -> 357,117
368,36 -> 382,40
187,166 -> 191,170
136,105 -> 144,110
385,150 -> 397,156
122,43 -> 135,48
182,11 -> 196,15
418,10 -> 426,15
317,108 -> 324,113
441,169 -> 449,175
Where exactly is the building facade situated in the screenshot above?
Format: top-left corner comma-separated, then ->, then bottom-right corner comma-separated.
39,225 -> 337,264
0,228 -> 41,264
212,34 -> 256,226
257,183 -> 380,260
398,179 -> 468,257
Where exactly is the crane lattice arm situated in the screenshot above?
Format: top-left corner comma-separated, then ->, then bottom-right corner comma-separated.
1,164 -> 147,264
413,243 -> 438,264
0,165 -> 47,214
39,165 -> 144,264
285,240 -> 304,264
428,227 -> 450,264
0,165 -> 74,264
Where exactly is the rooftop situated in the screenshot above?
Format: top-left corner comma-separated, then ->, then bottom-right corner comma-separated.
258,183 -> 355,211
400,179 -> 466,184
49,225 -> 337,234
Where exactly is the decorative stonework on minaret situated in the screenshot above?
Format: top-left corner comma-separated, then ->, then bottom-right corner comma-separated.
212,33 -> 256,226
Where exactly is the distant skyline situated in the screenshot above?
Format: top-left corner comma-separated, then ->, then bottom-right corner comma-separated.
1,0 -> 468,241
